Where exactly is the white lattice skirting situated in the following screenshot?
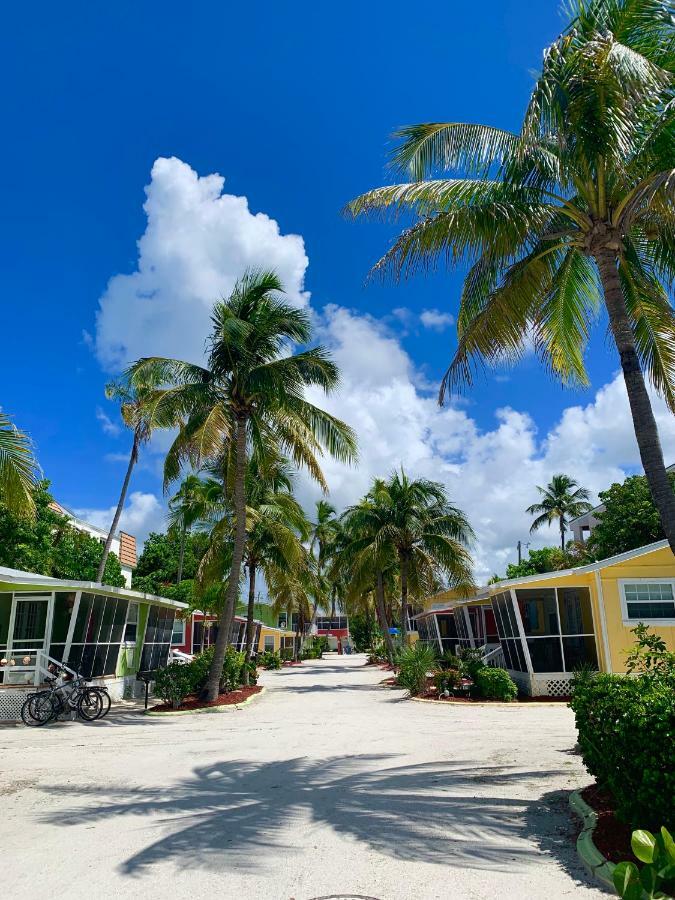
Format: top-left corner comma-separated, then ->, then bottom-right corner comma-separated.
530,676 -> 574,697
0,688 -> 32,722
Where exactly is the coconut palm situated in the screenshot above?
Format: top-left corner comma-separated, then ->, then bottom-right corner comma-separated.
347,0 -> 675,552
0,412 -> 38,518
337,496 -> 399,661
526,473 -> 593,552
168,474 -> 221,584
129,270 -> 357,700
308,499 -> 340,621
343,471 -> 474,647
268,557 -> 318,660
97,376 -> 178,582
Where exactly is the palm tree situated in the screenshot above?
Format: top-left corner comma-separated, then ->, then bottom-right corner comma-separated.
374,471 -> 475,645
347,0 -> 675,552
526,473 -> 593,553
168,474 -> 220,583
308,499 -> 340,622
96,376 -> 177,582
337,496 -> 398,661
0,412 -> 38,518
129,270 -> 357,700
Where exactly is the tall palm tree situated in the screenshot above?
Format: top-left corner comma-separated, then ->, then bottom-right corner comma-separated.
130,270 -> 357,700
0,412 -> 38,518
337,496 -> 398,661
526,473 -> 593,553
167,474 -> 220,583
347,0 -> 675,552
96,376 -> 177,582
308,499 -> 340,622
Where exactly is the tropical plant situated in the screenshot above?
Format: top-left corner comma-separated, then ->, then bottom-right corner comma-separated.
475,667 -> 518,701
132,530 -> 210,595
348,0 -> 675,553
526,474 -> 593,552
259,650 -> 282,670
308,499 -> 341,620
349,611 -> 379,652
369,470 -> 474,645
129,269 -> 357,700
154,662 -> 195,709
97,375 -> 179,582
624,623 -> 675,680
396,642 -> 437,696
167,474 -> 221,583
613,827 -> 675,900
0,412 -> 38,518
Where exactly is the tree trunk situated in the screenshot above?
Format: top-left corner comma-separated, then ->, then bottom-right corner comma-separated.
596,249 -> 675,553
177,526 -> 186,584
242,560 -> 256,686
96,432 -> 139,583
330,586 -> 336,620
204,414 -> 249,701
375,570 -> 396,662
560,518 -> 566,555
399,553 -> 409,648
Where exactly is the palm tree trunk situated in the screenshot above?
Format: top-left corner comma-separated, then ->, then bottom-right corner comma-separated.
204,413 -> 248,701
596,250 -> 675,553
330,586 -> 336,620
375,570 -> 396,662
400,553 -> 409,647
96,431 -> 139,583
177,525 -> 186,584
560,518 -> 566,555
242,561 -> 256,686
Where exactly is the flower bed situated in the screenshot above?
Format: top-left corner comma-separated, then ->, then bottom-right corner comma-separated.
581,783 -> 633,865
148,685 -> 262,713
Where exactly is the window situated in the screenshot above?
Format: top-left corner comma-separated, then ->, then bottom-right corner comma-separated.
621,581 -> 675,622
139,606 -> 176,672
67,593 -> 129,679
124,602 -> 139,643
171,618 -> 186,646
264,635 -> 275,652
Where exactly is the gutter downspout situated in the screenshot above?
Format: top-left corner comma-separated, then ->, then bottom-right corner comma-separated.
594,571 -> 613,673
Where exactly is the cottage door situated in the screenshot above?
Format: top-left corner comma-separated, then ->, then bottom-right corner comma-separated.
6,594 -> 53,683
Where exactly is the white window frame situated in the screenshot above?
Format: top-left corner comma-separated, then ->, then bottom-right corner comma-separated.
171,618 -> 186,646
618,578 -> 675,626
263,634 -> 275,652
123,601 -> 140,647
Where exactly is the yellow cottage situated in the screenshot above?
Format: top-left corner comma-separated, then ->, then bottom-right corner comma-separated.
416,540 -> 675,696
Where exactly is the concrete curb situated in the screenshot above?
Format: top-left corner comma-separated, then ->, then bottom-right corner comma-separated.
569,789 -> 615,891
409,695 -> 569,707
144,686 -> 266,717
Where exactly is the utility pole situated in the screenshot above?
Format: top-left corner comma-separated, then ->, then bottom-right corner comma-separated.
517,540 -> 530,564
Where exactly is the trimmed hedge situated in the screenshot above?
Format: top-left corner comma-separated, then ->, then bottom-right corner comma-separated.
570,673 -> 675,830
475,667 -> 518,701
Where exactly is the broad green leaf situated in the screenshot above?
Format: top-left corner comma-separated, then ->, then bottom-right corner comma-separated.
613,862 -> 643,900
633,829 -> 657,864
661,827 -> 675,864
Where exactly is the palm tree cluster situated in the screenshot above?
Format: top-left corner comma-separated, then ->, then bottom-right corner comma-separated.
335,470 -> 475,660
348,0 -> 675,553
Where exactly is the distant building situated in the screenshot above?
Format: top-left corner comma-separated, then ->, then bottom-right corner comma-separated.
569,463 -> 675,544
49,501 -> 137,588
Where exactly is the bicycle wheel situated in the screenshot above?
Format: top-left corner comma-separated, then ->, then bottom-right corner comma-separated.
21,691 -> 56,726
77,689 -> 104,721
92,689 -> 111,718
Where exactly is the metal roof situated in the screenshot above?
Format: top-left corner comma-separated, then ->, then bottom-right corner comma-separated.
0,566 -> 188,610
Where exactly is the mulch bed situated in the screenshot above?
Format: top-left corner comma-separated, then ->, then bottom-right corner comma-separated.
581,783 -> 633,864
282,660 -> 303,667
148,685 -> 262,713
417,688 -> 571,703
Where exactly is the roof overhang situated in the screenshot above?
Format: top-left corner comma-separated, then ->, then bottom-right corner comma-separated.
0,566 -> 188,610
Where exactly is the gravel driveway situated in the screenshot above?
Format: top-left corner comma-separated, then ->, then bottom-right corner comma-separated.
1,655 -> 608,900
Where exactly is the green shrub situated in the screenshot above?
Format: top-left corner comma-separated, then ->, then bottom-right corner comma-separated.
570,672 -> 675,829
154,663 -> 195,709
396,643 -> 437,696
475,667 -> 518,701
433,668 -> 461,695
259,650 -> 281,670
221,646 -> 246,691
188,646 -> 215,692
458,646 -> 486,680
439,650 -> 461,671
280,647 -> 294,661
613,826 -> 675,899
350,613 -> 378,651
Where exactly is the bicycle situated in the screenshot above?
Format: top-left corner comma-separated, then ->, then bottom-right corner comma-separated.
21,666 -> 110,726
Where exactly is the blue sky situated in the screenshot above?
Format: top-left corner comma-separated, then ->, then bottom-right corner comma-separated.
3,1 -> 674,577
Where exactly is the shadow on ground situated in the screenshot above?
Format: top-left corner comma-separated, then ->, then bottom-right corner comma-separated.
40,755 -> 571,878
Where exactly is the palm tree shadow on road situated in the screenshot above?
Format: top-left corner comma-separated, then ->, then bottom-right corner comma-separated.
40,755 -> 579,879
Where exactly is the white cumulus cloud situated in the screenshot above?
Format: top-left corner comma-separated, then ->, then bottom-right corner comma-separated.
75,492 -> 166,549
420,308 -> 455,331
95,156 -> 310,370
